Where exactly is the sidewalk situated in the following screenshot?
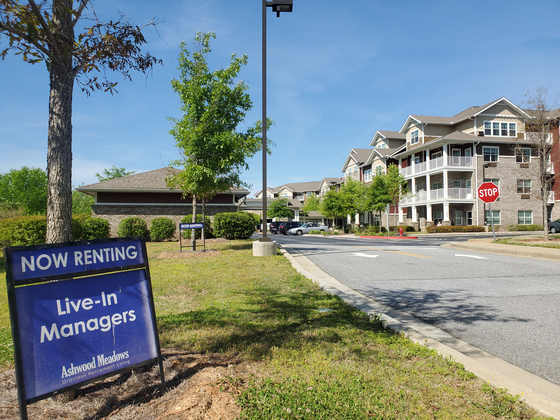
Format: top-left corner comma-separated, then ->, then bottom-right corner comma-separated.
279,240 -> 560,419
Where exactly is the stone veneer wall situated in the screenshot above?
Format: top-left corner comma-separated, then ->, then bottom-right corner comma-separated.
92,204 -> 238,238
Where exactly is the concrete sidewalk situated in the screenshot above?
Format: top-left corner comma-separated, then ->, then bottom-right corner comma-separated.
279,241 -> 560,419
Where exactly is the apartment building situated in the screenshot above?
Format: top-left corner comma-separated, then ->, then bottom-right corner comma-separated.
393,97 -> 555,230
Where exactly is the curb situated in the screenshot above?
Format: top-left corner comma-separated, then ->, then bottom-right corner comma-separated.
360,235 -> 418,240
443,241 -> 560,262
278,245 -> 560,419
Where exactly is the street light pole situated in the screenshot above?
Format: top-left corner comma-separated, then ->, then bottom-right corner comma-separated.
261,0 -> 269,242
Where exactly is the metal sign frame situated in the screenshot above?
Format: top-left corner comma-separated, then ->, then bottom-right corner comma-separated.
4,237 -> 165,420
179,223 -> 206,252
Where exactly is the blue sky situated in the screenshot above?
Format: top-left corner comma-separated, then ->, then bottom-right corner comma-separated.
1,0 -> 560,197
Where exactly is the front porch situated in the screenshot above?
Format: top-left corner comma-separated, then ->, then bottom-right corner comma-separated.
399,202 -> 475,230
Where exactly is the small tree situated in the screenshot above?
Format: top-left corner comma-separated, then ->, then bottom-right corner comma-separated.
321,189 -> 344,230
0,1 -> 161,243
367,174 -> 392,228
268,198 -> 294,220
95,166 -> 136,182
385,164 -> 409,235
302,193 -> 321,215
522,87 -> 560,241
168,32 -> 268,250
72,188 -> 94,215
339,178 -> 367,226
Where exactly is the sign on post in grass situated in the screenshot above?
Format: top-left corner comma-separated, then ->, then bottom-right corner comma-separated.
4,237 -> 164,420
179,222 -> 205,252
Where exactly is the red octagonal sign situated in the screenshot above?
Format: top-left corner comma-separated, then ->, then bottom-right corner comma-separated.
478,182 -> 500,203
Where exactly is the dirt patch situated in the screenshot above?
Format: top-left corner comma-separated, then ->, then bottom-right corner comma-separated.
156,250 -> 220,259
0,350 -> 251,420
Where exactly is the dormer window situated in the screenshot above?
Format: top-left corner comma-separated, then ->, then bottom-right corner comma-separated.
410,129 -> 419,144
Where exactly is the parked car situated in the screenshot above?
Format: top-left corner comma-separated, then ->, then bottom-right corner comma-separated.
279,221 -> 302,235
269,221 -> 281,234
549,219 -> 560,234
288,223 -> 328,235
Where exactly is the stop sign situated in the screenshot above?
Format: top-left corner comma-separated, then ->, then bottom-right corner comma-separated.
478,182 -> 499,203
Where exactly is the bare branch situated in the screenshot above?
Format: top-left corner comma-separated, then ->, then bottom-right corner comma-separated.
27,0 -> 61,58
72,0 -> 89,28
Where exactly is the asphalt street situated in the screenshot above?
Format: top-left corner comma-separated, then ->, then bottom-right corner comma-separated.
268,232 -> 560,388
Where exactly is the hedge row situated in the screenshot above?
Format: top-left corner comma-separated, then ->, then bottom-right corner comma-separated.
426,225 -> 486,233
0,215 -> 111,247
1,212 -> 257,246
508,224 -> 544,231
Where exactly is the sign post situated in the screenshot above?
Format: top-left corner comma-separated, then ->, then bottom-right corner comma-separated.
179,223 -> 205,252
4,237 -> 165,420
477,181 -> 500,240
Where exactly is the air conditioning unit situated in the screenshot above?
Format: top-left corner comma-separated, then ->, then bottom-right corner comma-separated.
477,131 -> 485,137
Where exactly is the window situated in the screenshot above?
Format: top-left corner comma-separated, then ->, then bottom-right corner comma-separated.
410,129 -> 419,144
455,210 -> 463,226
433,211 -> 443,224
484,121 -> 517,137
453,180 -> 461,188
431,151 -> 442,159
485,210 -> 501,225
518,210 -> 533,225
483,146 -> 499,162
517,179 -> 531,194
375,165 -> 383,175
432,182 -> 443,190
414,156 -> 420,164
306,192 -> 313,198
363,169 -> 372,182
484,178 -> 499,187
465,148 -> 472,157
515,147 -> 531,163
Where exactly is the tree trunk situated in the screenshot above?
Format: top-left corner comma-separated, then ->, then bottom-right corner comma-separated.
46,0 -> 75,244
191,194 -> 197,251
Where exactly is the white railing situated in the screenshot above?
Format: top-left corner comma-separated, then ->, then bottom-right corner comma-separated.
401,156 -> 474,178
400,188 -> 474,204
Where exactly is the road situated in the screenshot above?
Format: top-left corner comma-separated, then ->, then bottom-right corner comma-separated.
267,232 -> 560,387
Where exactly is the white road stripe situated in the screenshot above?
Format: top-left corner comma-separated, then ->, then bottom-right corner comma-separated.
353,252 -> 379,258
455,254 -> 488,259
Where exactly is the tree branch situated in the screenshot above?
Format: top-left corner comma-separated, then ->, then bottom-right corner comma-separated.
27,0 -> 61,57
72,0 -> 89,28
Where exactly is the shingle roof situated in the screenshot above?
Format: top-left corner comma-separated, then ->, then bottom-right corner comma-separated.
350,148 -> 373,164
77,167 -> 249,193
269,181 -> 323,193
377,130 -> 406,139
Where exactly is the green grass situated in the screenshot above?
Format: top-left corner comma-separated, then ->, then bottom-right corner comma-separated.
0,241 -> 549,418
495,234 -> 560,248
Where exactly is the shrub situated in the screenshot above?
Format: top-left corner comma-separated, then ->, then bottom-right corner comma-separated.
426,225 -> 486,233
508,224 -> 543,231
118,217 -> 149,239
150,217 -> 176,242
82,218 -> 110,240
181,214 -> 213,239
213,212 -> 255,239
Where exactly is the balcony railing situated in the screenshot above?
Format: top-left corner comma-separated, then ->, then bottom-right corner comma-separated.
400,188 -> 474,205
401,156 -> 474,177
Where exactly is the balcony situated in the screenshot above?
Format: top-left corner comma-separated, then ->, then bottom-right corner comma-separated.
401,156 -> 474,178
400,188 -> 474,205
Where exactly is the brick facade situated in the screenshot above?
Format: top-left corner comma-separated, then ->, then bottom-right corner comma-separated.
92,204 -> 238,238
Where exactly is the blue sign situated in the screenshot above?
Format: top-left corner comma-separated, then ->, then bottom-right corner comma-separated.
180,223 -> 204,230
9,239 -> 144,283
14,269 -> 158,400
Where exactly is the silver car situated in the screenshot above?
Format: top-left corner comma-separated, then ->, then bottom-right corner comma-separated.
287,223 -> 328,235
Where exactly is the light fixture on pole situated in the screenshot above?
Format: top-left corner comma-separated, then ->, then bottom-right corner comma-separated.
254,0 -> 292,256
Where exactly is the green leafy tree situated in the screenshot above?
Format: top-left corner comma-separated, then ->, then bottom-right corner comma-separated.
268,198 -> 294,220
340,178 -> 368,225
321,189 -> 344,230
95,166 -> 136,182
0,166 -> 48,215
301,193 -> 321,217
72,186 -> 94,215
167,32 -> 270,250
0,1 -> 161,243
385,164 -> 409,235
366,174 -> 392,228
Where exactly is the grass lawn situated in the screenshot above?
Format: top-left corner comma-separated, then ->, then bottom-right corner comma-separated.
0,241 -> 549,419
494,233 -> 560,249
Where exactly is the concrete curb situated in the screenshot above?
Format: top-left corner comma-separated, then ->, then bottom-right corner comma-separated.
279,245 -> 560,419
443,240 -> 560,262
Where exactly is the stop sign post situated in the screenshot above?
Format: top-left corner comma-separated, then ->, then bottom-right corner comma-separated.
478,182 -> 500,239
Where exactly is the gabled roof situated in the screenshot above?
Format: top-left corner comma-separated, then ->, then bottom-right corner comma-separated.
399,97 -> 532,133
255,181 -> 323,197
341,148 -> 374,172
77,167 -> 249,194
370,130 -> 406,147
